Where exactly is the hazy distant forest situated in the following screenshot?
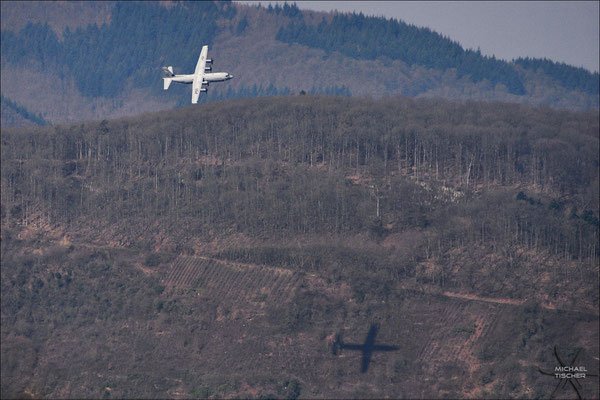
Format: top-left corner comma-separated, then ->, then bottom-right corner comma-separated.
0,2 -> 348,105
275,7 -> 598,96
1,1 -> 598,126
1,1 -> 599,399
3,1 -> 597,98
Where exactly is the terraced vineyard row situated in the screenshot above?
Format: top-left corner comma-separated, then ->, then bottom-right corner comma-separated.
417,301 -> 467,363
163,256 -> 303,303
416,300 -> 504,368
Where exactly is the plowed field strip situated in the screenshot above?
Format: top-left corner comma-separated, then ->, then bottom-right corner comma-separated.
220,268 -> 240,293
457,315 -> 489,360
170,266 -> 187,286
229,270 -> 252,301
181,256 -> 195,270
172,258 -> 195,284
179,261 -> 198,286
213,266 -> 234,288
164,259 -> 181,281
243,271 -> 268,298
202,260 -> 219,283
234,271 -> 256,301
270,272 -> 291,293
222,271 -> 248,297
163,268 -> 177,285
420,342 -> 440,362
165,263 -> 186,286
184,264 -> 202,286
191,260 -> 214,293
223,270 -> 245,298
244,272 -> 268,297
166,256 -> 315,304
417,301 -> 472,363
270,273 -> 295,301
252,269 -> 272,290
443,302 -> 466,325
478,306 -> 506,340
281,273 -> 304,300
194,260 -> 212,285
173,258 -> 193,282
248,269 -> 267,289
216,268 -> 235,293
180,258 -> 202,285
417,337 -> 435,361
245,271 -> 275,300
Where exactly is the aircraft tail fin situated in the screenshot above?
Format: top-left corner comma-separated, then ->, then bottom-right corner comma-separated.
163,77 -> 172,90
162,66 -> 174,90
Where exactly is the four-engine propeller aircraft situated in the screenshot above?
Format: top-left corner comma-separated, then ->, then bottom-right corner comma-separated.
332,323 -> 399,373
162,45 -> 233,104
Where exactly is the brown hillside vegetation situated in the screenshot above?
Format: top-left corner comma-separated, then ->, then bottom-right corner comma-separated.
1,95 -> 598,399
0,1 -> 112,39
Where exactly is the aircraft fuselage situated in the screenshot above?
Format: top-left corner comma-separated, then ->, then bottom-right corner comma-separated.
163,45 -> 233,103
170,72 -> 233,84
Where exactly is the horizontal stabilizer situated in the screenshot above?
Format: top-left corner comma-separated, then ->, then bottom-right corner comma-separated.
162,66 -> 174,77
163,78 -> 172,90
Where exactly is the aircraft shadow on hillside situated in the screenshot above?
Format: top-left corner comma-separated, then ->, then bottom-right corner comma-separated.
332,323 -> 399,373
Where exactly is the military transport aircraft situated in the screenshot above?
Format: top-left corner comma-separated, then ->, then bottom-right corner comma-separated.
333,323 -> 399,373
162,45 -> 233,104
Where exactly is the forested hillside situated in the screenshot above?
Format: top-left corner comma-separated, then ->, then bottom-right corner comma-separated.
2,95 -> 598,398
0,94 -> 47,127
1,2 -> 232,99
276,10 -> 526,94
1,1 -> 598,126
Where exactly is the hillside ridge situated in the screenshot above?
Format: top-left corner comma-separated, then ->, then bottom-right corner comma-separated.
2,94 -> 598,399
1,1 -> 598,126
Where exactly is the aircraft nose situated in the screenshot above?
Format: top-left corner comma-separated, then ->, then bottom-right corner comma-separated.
227,74 -> 234,79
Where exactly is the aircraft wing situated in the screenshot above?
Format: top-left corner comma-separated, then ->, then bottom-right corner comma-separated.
360,350 -> 373,373
340,344 -> 364,350
372,345 -> 399,351
191,45 -> 208,104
